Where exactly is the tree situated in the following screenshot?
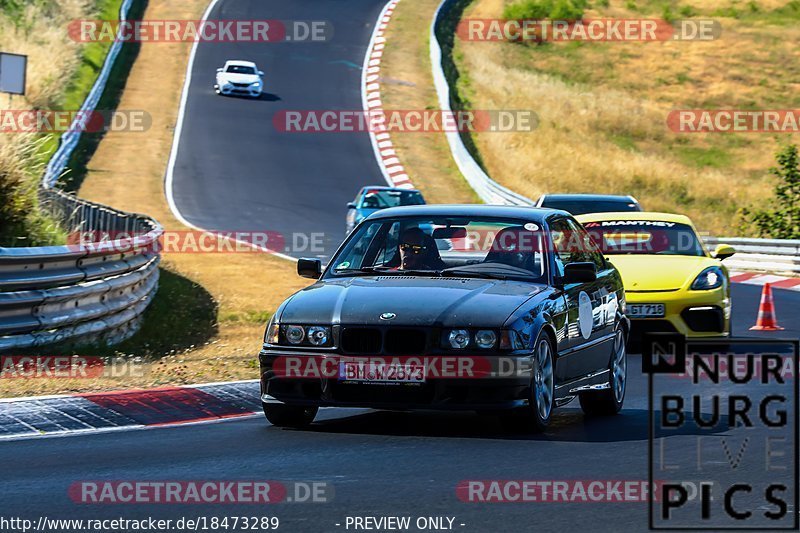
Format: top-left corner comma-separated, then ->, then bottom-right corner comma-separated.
740,144 -> 800,239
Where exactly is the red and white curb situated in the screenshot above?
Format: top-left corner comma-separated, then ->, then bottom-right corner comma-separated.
730,271 -> 800,291
0,380 -> 260,441
363,0 -> 415,190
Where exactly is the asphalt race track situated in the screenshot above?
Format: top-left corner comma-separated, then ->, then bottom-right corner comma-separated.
2,284 -> 799,532
4,0 -> 800,531
169,0 -> 389,259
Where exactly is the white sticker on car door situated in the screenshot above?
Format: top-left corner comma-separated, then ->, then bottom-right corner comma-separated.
578,291 -> 593,339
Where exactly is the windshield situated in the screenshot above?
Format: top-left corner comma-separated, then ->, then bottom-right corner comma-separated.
582,220 -> 706,257
541,199 -> 640,214
328,216 -> 547,281
359,190 -> 425,209
226,65 -> 256,75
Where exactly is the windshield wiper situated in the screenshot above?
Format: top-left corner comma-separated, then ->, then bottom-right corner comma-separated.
441,269 -> 510,280
396,269 -> 442,277
332,267 -> 442,277
332,266 -> 391,276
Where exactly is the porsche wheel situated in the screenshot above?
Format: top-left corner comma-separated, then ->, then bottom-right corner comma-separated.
262,402 -> 318,428
579,325 -> 626,416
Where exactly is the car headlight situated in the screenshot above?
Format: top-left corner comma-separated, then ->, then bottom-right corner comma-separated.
448,329 -> 470,349
265,317 -> 279,344
691,266 -> 724,290
307,326 -> 330,346
252,80 -> 262,86
284,325 -> 305,344
474,330 -> 497,349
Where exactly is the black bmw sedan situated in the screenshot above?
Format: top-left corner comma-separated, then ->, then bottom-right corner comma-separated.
259,205 -> 629,431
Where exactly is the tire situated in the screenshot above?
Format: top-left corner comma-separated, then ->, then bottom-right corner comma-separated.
262,402 -> 318,428
579,324 -> 627,416
501,332 -> 555,433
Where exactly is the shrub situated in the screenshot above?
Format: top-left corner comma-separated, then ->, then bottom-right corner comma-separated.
0,136 -> 64,246
739,144 -> 800,238
503,0 -> 587,20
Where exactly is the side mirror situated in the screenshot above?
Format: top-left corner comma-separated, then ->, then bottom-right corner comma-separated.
713,244 -> 736,260
562,262 -> 597,284
346,202 -> 356,209
216,68 -> 223,73
297,258 -> 322,279
258,70 -> 264,76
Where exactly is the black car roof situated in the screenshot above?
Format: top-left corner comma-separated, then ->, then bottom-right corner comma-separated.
366,204 -> 567,222
541,193 -> 635,202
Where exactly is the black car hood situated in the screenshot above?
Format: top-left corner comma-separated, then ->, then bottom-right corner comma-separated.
279,276 -> 545,327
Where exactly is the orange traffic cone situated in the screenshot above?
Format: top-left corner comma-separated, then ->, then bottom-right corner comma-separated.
750,282 -> 784,331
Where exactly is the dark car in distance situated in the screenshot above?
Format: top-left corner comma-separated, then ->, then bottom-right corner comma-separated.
259,205 -> 629,431
535,193 -> 642,215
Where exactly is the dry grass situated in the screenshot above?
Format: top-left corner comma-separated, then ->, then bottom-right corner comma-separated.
0,0 -> 97,246
379,0 -> 478,204
453,0 -> 800,234
0,0 -> 309,397
0,0 -> 92,109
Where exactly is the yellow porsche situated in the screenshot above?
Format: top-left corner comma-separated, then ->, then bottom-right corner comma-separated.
575,212 -> 735,341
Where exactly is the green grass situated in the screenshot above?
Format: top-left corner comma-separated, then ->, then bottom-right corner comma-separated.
61,0 -> 146,191
671,145 -> 734,169
602,0 -> 800,22
37,0 -> 129,171
609,133 -> 639,152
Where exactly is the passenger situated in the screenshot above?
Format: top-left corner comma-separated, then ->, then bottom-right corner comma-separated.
485,226 -> 540,272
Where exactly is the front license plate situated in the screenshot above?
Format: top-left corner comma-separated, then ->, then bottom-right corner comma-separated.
339,361 -> 426,384
628,303 -> 666,318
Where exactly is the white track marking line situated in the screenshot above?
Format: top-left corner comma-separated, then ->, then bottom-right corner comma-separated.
163,0 -> 297,262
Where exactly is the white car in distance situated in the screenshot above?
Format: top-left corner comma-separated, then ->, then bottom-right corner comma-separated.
215,60 -> 263,98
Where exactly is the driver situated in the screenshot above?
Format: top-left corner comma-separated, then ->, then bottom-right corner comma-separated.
362,193 -> 380,208
396,227 -> 445,271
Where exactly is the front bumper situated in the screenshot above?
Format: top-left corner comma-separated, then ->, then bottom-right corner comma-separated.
626,285 -> 730,340
215,83 -> 262,97
258,350 -> 534,411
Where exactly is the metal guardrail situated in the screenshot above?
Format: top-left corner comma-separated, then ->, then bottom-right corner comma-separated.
704,237 -> 800,274
430,0 -> 535,207
0,0 -> 162,352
